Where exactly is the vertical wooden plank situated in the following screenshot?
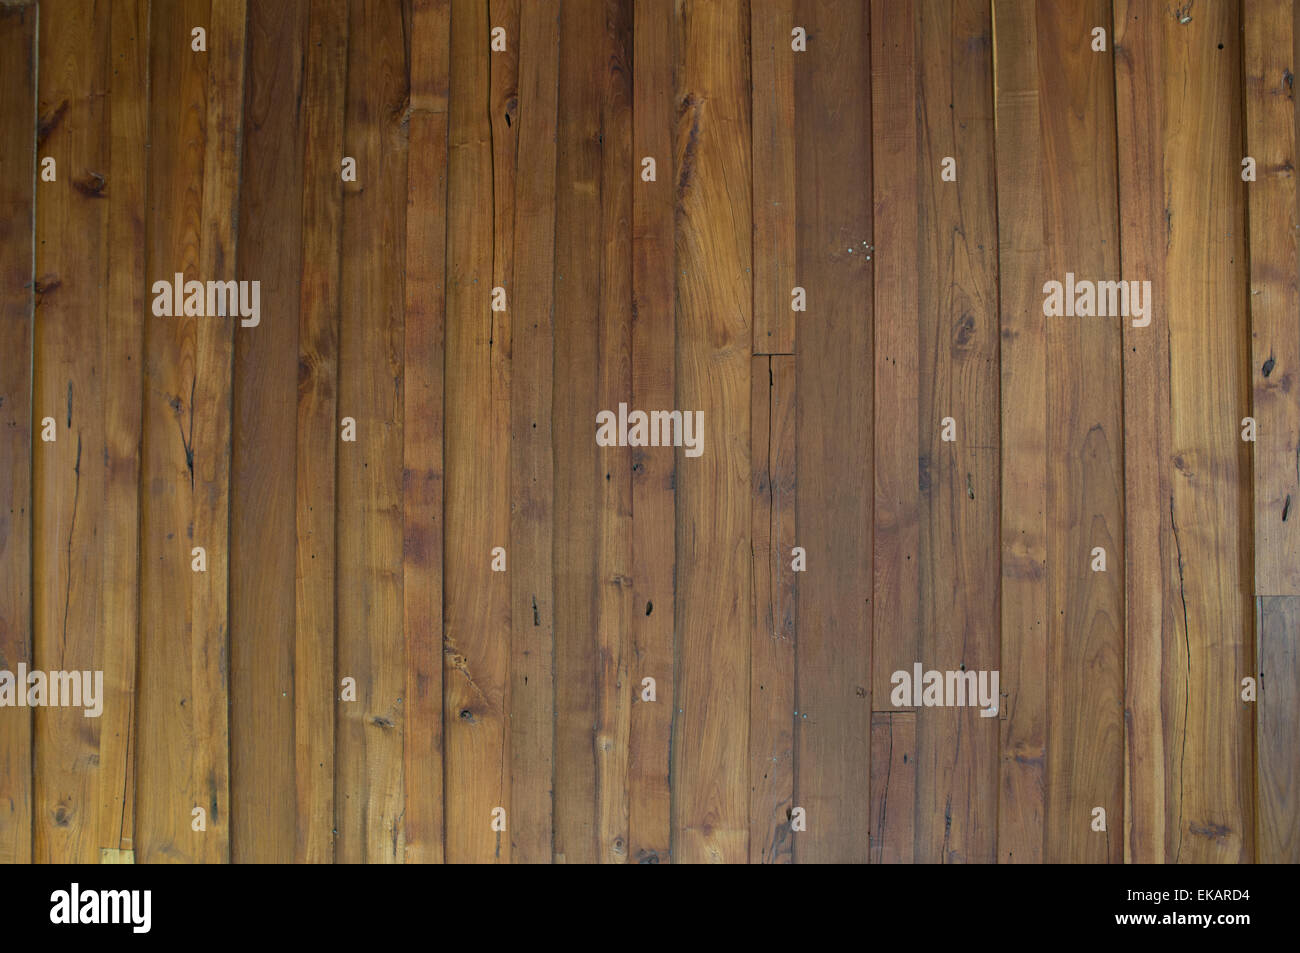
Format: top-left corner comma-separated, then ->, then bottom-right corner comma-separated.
404,0 -> 449,866
628,0 -> 675,865
913,0 -> 999,864
594,0 -> 633,865
1114,0 -> 1174,865
790,0 -> 872,864
1257,597 -> 1300,860
98,0 -> 149,859
33,0 -> 109,864
870,0 -> 919,710
294,0 -> 346,864
0,0 -> 35,866
749,354 -> 795,863
672,0 -> 752,865
230,0 -> 306,865
869,711 -> 915,863
1161,0 -> 1254,863
509,0 -> 557,865
552,0 -> 601,865
750,0 -> 794,354
991,0 -> 1047,865
444,0 -> 509,864
335,0 -> 407,865
1245,0 -> 1300,595
137,0 -> 245,863
1037,0 -> 1126,865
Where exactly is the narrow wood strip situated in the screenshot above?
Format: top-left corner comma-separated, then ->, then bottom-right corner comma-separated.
628,0 -> 676,865
870,0 -> 919,711
749,354 -> 795,863
750,0 -> 795,354
334,0 -> 407,864
1244,0 -> 1300,595
294,0 -> 347,864
444,0 -> 509,863
1257,596 -> 1300,860
869,711 -> 915,863
1114,0 -> 1174,865
403,0 -> 450,866
991,0 -> 1047,865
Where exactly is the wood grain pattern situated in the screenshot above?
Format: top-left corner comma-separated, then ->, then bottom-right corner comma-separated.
672,0 -> 752,865
230,0 -> 306,864
294,0 -> 347,864
792,0 -> 872,864
992,0 -> 1047,865
1245,0 -> 1300,596
0,0 -> 35,866
3,0 -> 1294,865
870,0 -> 919,713
334,0 -> 406,865
914,0 -> 998,865
628,0 -> 675,865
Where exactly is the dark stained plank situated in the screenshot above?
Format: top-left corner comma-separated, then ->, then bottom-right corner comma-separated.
404,0 -> 449,866
870,0 -> 919,711
230,0 -> 306,864
628,0 -> 675,866
444,0 -> 510,864
552,0 -> 602,864
749,354 -> 794,864
791,0 -> 872,864
991,0 -> 1047,864
334,0 -> 407,864
672,0 -> 752,864
294,0 -> 347,864
593,0 -> 634,864
913,0 -> 999,864
0,0 -> 35,866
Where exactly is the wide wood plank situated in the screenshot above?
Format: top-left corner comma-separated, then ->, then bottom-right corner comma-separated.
230,0 -> 306,864
1245,0 -> 1300,596
0,0 -> 35,866
334,0 -> 407,864
913,0 -> 999,864
1038,0 -> 1124,864
991,0 -> 1047,864
792,0 -> 871,864
869,711 -> 915,863
1161,0 -> 1255,863
870,0 -> 919,713
628,0 -> 675,866
136,0 -> 244,864
672,0 -> 752,864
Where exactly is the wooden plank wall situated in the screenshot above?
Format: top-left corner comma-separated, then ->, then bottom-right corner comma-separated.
0,0 -> 1296,864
